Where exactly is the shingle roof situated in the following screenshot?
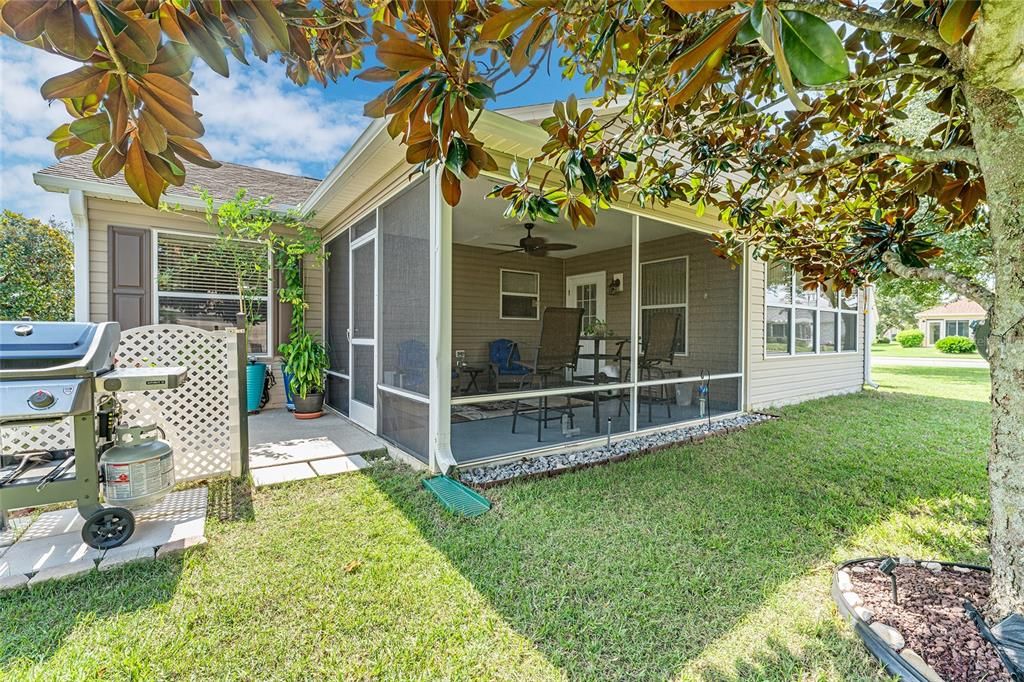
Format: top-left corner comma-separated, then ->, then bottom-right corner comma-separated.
36,152 -> 321,206
915,298 -> 987,318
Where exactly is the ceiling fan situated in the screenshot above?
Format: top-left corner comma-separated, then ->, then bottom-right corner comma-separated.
490,223 -> 577,257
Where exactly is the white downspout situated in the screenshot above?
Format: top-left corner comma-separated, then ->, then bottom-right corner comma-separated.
428,166 -> 457,475
863,284 -> 878,388
69,189 -> 90,322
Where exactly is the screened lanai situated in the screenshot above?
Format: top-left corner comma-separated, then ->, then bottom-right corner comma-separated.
318,170 -> 744,471
447,177 -> 744,465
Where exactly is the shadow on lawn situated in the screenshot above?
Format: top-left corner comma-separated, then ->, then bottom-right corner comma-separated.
0,557 -> 184,667
374,387 -> 990,680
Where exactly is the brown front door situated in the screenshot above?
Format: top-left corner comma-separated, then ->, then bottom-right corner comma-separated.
108,226 -> 152,329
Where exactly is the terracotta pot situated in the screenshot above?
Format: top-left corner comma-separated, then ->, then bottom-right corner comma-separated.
293,392 -> 324,418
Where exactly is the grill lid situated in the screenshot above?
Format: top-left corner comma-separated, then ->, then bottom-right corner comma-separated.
0,321 -> 119,377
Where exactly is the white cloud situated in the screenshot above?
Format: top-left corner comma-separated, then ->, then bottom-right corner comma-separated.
1,40 -> 369,226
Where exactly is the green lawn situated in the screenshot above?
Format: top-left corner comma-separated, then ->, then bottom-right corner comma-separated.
1,366 -> 992,681
871,342 -> 980,359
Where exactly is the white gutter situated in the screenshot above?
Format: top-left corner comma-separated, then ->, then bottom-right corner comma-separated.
864,284 -> 878,388
68,189 -> 90,322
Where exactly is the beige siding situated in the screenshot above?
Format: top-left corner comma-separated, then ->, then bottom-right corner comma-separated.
84,196 -> 325,409
746,259 -> 865,408
451,244 -> 565,369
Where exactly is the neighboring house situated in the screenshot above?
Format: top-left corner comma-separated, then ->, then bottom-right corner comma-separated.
915,298 -> 986,346
34,102 -> 872,473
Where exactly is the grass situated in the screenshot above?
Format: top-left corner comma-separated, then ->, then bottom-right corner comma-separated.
871,342 -> 980,359
0,366 -> 992,681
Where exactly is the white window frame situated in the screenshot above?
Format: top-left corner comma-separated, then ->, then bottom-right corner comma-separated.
640,255 -> 689,356
153,228 -> 273,357
499,268 -> 540,320
764,262 -> 860,358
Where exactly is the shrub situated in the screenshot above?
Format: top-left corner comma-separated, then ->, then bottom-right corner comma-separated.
875,337 -> 891,344
936,335 -> 977,354
895,329 -> 924,348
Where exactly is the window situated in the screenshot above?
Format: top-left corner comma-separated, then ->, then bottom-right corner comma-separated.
156,232 -> 271,354
500,269 -> 539,319
945,319 -> 970,337
641,256 -> 688,354
765,261 -> 859,356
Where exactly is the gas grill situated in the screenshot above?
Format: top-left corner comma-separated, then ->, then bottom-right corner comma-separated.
0,321 -> 187,549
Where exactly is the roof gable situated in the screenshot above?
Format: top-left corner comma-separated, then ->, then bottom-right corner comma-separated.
915,298 -> 986,318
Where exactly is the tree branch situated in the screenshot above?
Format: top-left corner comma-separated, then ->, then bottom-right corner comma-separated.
882,251 -> 994,310
800,65 -> 959,92
85,0 -> 130,95
777,0 -> 950,54
783,142 -> 979,180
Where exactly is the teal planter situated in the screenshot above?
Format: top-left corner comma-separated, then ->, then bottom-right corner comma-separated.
246,362 -> 267,413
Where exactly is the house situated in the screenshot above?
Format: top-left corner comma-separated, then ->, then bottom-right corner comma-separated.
33,101 -> 873,474
915,298 -> 986,346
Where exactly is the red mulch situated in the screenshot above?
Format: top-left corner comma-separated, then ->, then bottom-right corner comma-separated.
849,561 -> 1009,681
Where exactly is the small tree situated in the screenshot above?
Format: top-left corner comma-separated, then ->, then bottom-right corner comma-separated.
0,210 -> 74,321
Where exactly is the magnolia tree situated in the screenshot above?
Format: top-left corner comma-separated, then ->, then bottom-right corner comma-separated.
3,0 -> 1022,615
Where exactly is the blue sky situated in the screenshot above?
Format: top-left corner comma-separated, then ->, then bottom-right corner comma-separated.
1,38 -> 583,225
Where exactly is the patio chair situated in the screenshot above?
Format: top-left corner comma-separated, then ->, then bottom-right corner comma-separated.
511,307 -> 584,441
488,338 -> 530,391
619,311 -> 681,422
397,339 -> 429,393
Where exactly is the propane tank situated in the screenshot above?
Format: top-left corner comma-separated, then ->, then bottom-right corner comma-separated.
100,424 -> 175,509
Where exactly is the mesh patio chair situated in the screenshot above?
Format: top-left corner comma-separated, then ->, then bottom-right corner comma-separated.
619,311 -> 681,422
511,307 -> 584,441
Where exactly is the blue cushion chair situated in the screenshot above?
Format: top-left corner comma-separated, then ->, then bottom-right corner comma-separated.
488,338 -> 530,391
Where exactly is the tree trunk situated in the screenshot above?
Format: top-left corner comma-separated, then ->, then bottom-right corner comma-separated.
964,83 -> 1024,619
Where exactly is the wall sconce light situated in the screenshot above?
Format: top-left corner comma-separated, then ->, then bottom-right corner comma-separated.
608,273 -> 624,296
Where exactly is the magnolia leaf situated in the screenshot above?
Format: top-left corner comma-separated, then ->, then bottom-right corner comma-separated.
158,4 -> 187,43
54,135 -> 93,159
765,11 -> 810,111
168,135 -> 221,168
670,13 -> 747,77
468,144 -> 498,172
47,123 -> 72,143
45,0 -> 96,60
92,142 -> 126,178
668,47 -> 726,108
146,151 -> 186,187
376,37 -> 436,71
106,7 -> 159,64
229,0 -> 290,53
478,5 -> 539,42
445,138 -> 468,176
441,167 -> 462,205
94,1 -> 127,35
124,136 -> 167,208
69,112 -> 111,145
176,8 -> 229,77
141,73 -> 198,118
466,81 -> 496,101
664,0 -> 736,14
2,0 -> 56,41
106,85 -> 129,147
138,108 -> 168,154
356,66 -> 395,82
938,0 -> 979,45
424,0 -> 453,56
779,10 -> 849,85
150,42 -> 195,78
363,90 -> 389,118
736,13 -> 759,45
40,66 -> 108,100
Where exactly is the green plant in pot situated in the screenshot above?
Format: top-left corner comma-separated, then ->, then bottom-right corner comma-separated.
280,331 -> 330,418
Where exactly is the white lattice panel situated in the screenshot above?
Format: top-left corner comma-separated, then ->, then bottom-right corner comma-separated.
1,325 -> 242,481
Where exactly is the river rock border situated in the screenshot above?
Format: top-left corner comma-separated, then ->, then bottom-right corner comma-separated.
459,413 -> 776,489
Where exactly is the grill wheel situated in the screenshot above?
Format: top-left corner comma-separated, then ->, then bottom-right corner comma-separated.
81,507 -> 136,550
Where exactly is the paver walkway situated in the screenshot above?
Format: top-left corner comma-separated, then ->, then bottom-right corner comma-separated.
0,487 -> 208,589
249,437 -> 370,487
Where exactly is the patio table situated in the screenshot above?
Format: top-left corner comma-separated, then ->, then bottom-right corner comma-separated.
576,335 -> 630,432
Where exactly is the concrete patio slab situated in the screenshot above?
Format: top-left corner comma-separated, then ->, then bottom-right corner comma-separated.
251,462 -> 317,487
28,558 -> 96,587
2,533 -> 102,576
99,546 -> 156,572
309,454 -> 369,476
18,507 -> 84,542
250,437 -> 345,469
0,515 -> 32,551
0,573 -> 29,591
156,535 -> 207,559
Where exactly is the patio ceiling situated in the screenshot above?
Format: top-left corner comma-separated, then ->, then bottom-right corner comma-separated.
452,177 -> 690,258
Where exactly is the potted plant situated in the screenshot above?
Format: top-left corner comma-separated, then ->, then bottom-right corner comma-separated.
274,228 -> 322,411
281,331 -> 330,418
